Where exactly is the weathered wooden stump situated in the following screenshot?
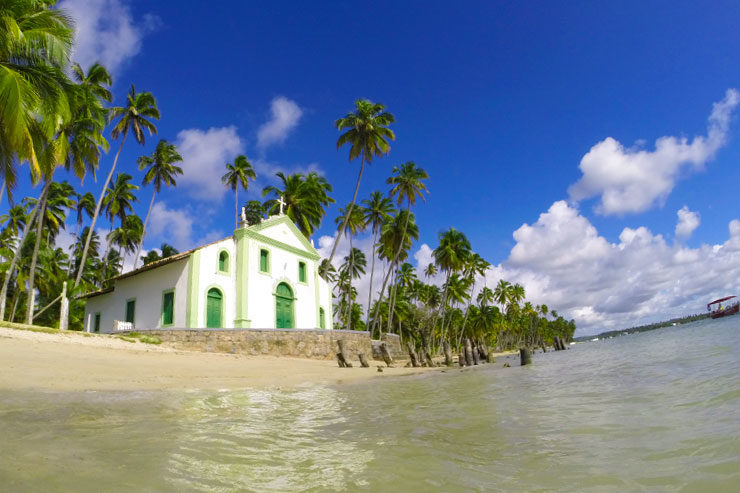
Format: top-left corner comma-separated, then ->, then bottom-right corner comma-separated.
464,338 -> 474,366
458,352 -> 466,367
337,340 -> 353,368
407,345 -> 420,367
443,340 -> 454,367
358,353 -> 370,368
520,347 -> 532,366
541,344 -> 547,353
379,342 -> 393,367
478,345 -> 488,363
472,345 -> 481,365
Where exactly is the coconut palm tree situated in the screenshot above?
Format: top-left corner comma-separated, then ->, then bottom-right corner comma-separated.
109,215 -> 143,273
160,243 -> 179,259
361,191 -> 395,327
100,173 -> 139,276
338,247 -> 367,329
134,140 -> 183,267
75,85 -> 160,287
334,205 -> 367,329
328,100 -> 395,264
222,154 -> 256,230
263,171 -> 334,238
433,228 -> 472,344
0,1 -> 74,195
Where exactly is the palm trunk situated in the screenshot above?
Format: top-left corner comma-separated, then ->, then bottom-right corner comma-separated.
327,158 -> 364,265
364,228 -> 379,329
371,258 -> 395,338
74,134 -> 127,287
25,179 -> 52,324
234,187 -> 238,230
133,189 -> 156,269
345,235 -> 354,330
100,219 -> 115,284
386,266 -> 396,333
0,184 -> 45,321
0,178 -> 5,207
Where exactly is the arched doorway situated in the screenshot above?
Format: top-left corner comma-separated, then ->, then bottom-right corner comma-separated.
275,282 -> 294,328
206,288 -> 223,328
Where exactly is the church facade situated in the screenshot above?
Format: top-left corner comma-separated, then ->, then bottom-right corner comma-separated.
83,215 -> 333,333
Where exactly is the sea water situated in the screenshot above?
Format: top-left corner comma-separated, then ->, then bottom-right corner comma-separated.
1,317 -> 738,491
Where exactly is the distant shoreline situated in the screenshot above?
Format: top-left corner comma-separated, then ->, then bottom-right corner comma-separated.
0,326 -> 515,392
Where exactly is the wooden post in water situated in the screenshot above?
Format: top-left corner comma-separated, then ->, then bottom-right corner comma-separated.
358,353 -> 370,368
424,349 -> 435,367
520,347 -> 532,366
458,352 -> 466,367
442,340 -> 453,367
464,338 -> 474,366
478,345 -> 488,363
379,342 -> 393,367
337,340 -> 353,367
553,336 -> 560,351
59,281 -> 68,331
472,344 -> 481,365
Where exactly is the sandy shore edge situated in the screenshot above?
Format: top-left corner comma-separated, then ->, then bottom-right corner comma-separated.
1,326 -> 512,392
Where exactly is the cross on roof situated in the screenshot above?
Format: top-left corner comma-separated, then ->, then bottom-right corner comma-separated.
277,195 -> 286,215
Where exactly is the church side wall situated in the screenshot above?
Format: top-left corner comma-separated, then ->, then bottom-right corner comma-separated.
84,258 -> 189,333
194,239 -> 236,327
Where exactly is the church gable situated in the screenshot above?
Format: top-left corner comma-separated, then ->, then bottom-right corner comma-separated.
248,216 -> 318,257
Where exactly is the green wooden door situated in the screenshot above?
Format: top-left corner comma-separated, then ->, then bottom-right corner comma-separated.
206,288 -> 222,328
275,283 -> 294,328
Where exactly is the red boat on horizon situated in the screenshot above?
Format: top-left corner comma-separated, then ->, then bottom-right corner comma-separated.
707,296 -> 739,319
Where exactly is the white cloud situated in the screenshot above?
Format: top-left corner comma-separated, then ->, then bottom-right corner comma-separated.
147,202 -> 193,251
59,0 -> 158,76
568,89 -> 740,215
176,126 -> 244,201
675,206 -> 700,239
257,97 -> 303,150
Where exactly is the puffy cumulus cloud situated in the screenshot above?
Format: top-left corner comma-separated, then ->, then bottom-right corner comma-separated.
568,89 -> 740,215
482,201 -> 740,335
59,0 -> 159,76
147,202 -> 194,251
675,206 -> 700,239
176,126 -> 244,201
257,97 -> 303,150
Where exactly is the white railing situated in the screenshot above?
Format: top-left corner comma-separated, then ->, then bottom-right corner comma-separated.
113,320 -> 134,332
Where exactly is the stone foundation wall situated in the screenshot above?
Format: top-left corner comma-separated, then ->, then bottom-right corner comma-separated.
126,328 -> 376,361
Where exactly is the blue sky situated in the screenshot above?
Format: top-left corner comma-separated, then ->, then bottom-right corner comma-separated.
7,0 -> 740,334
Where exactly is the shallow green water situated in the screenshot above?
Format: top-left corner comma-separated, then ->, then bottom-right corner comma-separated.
1,317 -> 739,492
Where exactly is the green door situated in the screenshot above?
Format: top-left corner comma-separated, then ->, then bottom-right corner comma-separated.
275,283 -> 294,328
206,288 -> 222,328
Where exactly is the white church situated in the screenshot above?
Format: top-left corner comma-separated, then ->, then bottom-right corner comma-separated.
83,209 -> 333,333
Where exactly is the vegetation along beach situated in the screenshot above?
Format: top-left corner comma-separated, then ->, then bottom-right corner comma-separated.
2,1 -> 740,491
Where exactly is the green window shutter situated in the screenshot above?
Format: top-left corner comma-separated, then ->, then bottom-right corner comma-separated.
125,300 -> 135,324
206,289 -> 222,328
260,249 -> 268,272
319,307 -> 325,329
94,313 -> 101,332
162,291 -> 174,325
299,262 -> 306,283
219,251 -> 228,272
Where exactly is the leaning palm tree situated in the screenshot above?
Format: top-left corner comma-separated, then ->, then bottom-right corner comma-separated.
222,154 -> 256,229
74,85 -> 160,287
134,140 -> 183,267
328,99 -> 395,264
433,228 -> 472,345
334,204 -> 367,330
361,191 -> 395,327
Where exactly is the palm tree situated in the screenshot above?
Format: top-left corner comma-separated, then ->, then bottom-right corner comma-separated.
109,215 -> 143,273
328,99 -> 395,264
433,228 -> 472,345
263,171 -> 334,238
338,247 -> 367,329
134,140 -> 183,267
477,286 -> 494,307
75,85 -> 160,287
334,205 -> 367,329
222,154 -> 256,229
101,173 -> 139,275
361,191 -> 395,327
424,262 -> 438,279
0,1 -> 74,195
160,243 -> 179,258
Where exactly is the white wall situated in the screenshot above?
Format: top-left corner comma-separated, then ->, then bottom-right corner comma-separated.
84,258 -> 189,333
193,238 -> 236,327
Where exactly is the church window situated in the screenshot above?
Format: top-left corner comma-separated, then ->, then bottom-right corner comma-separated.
94,313 -> 101,333
260,249 -> 270,273
319,307 -> 325,329
162,290 -> 174,326
298,261 -> 307,283
125,299 -> 136,324
218,251 -> 229,272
